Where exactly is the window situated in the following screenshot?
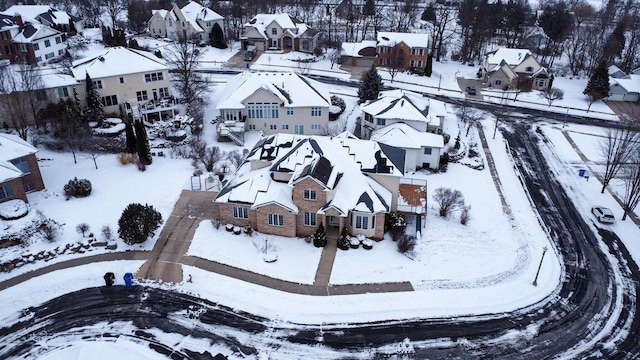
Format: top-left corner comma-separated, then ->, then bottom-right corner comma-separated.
44,39 -> 51,47
355,215 -> 368,229
304,212 -> 317,226
144,72 -> 164,82
18,43 -> 27,52
10,157 -> 30,173
379,47 -> 385,54
377,118 -> 386,126
494,80 -> 502,86
23,183 -> 36,192
58,49 -> 64,55
233,206 -> 248,219
0,31 -> 7,40
33,42 -> 39,50
423,147 -> 432,155
136,90 -> 148,101
92,80 -> 103,89
537,80 -> 546,87
270,124 -> 277,130
247,103 -> 279,119
159,87 -> 170,98
55,36 -> 61,44
378,58 -> 384,66
282,124 -> 289,130
206,21 -> 212,27
36,56 -> 42,62
311,124 -> 321,130
286,107 -> 294,115
101,95 -> 118,106
119,77 -> 125,84
525,66 -> 534,72
417,60 -> 422,67
4,45 -> 11,55
311,107 -> 321,117
303,189 -> 317,200
410,60 -> 415,67
399,49 -> 404,55
268,213 -> 284,227
248,124 -> 256,130
57,87 -> 69,98
45,52 -> 55,60
0,185 -> 13,200
271,28 -> 277,35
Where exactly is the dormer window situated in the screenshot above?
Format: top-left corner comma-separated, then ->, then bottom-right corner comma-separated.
271,28 -> 277,35
525,66 -> 534,72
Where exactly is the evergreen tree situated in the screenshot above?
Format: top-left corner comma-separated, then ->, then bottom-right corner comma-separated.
124,119 -> 137,154
425,54 -> 433,77
118,203 -> 163,245
313,223 -> 328,247
134,120 -> 152,165
83,72 -> 105,125
583,61 -> 610,110
363,0 -> 376,17
209,23 -> 227,49
68,19 -> 77,35
421,3 -> 436,22
357,64 -> 383,104
128,38 -> 139,49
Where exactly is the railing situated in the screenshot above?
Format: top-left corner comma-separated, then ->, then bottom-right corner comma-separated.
139,98 -> 177,112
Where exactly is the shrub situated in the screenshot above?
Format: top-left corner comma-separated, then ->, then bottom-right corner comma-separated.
244,227 -> 253,236
397,234 -> 417,254
211,219 -> 221,229
101,225 -> 113,241
433,187 -> 465,218
443,133 -> 451,144
64,178 -> 92,199
439,153 -> 450,172
76,223 -> 90,237
118,203 -> 163,245
38,217 -> 62,242
118,152 -> 137,165
460,206 -> 471,225
390,227 -> 405,241
313,223 -> 327,248
337,227 -> 350,250
385,212 -> 407,231
329,96 -> 347,121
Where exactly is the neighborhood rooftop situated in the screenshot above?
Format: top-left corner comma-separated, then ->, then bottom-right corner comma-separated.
180,1 -> 223,32
71,47 -> 167,80
377,31 -> 428,48
486,48 -> 533,67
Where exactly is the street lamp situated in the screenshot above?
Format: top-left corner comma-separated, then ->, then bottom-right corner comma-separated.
532,246 -> 549,286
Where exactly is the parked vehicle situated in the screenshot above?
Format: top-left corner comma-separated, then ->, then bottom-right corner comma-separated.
592,206 -> 615,224
466,86 -> 477,95
244,45 -> 257,61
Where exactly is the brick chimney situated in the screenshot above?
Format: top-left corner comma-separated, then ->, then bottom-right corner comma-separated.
12,14 -> 24,29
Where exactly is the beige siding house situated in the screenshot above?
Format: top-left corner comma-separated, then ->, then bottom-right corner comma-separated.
147,1 -> 223,42
71,47 -> 176,122
214,132 -> 407,240
240,13 -> 319,53
215,71 -> 331,145
483,48 -> 549,91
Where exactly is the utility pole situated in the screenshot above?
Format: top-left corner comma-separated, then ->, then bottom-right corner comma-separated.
532,246 -> 549,286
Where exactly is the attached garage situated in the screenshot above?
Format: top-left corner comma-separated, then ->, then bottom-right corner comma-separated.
607,78 -> 640,102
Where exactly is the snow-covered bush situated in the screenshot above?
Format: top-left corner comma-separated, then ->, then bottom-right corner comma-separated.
397,234 -> 417,255
337,234 -> 350,250
460,206 -> 471,225
0,200 -> 29,220
63,177 -> 92,199
329,95 -> 346,121
76,223 -> 90,237
101,224 -> 113,241
118,203 -> 162,245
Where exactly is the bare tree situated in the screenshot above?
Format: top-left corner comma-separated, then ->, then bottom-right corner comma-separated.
456,104 -> 484,137
328,47 -> 342,69
190,138 -> 222,172
384,43 -> 405,83
433,187 -> 465,218
424,4 -> 457,61
540,87 -> 564,107
101,0 -> 126,28
599,117 -> 640,193
621,147 -> 640,220
76,223 -> 90,237
226,149 -> 245,170
165,36 -> 212,118
0,63 -> 44,140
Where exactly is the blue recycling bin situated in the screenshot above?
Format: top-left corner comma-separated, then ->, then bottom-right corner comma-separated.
578,169 -> 586,177
123,272 -> 133,287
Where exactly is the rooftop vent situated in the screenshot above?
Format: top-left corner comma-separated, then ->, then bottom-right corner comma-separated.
98,56 -> 105,62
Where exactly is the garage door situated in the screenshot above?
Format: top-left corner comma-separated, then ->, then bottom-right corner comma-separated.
356,58 -> 374,67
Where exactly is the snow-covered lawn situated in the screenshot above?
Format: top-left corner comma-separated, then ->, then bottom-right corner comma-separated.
188,221 -> 323,284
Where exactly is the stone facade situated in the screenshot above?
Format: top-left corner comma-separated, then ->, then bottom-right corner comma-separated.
373,213 -> 385,240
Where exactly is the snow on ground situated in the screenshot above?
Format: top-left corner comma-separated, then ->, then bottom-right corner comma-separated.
250,51 -> 351,79
188,221 -> 322,284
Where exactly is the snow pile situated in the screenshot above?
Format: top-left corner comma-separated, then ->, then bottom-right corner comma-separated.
0,200 -> 28,220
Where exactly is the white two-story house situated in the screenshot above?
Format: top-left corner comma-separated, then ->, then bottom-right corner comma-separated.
147,1 -> 223,42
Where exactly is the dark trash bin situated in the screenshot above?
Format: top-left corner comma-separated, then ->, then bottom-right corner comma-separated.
578,169 -> 586,177
103,272 -> 115,286
123,272 -> 134,287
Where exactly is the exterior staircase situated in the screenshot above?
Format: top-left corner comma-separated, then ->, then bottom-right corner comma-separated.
227,129 -> 244,146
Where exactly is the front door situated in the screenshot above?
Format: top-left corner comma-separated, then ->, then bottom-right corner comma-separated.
329,216 -> 339,227
294,124 -> 304,134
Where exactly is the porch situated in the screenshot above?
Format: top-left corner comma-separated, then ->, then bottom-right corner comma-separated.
216,118 -> 246,146
126,97 -> 178,123
397,177 -> 428,229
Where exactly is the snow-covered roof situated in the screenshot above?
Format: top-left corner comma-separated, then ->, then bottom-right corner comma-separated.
151,9 -> 170,18
0,13 -> 18,31
361,90 -> 430,123
371,123 -> 444,150
181,1 -> 222,24
243,13 -> 310,40
486,48 -> 533,67
341,40 -> 377,57
3,5 -> 74,26
0,133 -> 37,162
12,22 -> 61,43
216,72 -> 331,110
71,47 -> 167,80
40,67 -> 78,88
611,76 -> 640,94
377,32 -> 429,48
216,132 -> 402,215
608,65 -> 626,78
0,160 -> 24,183
427,99 -> 447,128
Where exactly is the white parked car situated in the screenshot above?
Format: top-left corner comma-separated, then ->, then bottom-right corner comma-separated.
592,206 -> 615,224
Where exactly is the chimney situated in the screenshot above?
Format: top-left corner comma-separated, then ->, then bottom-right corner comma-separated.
13,14 -> 24,29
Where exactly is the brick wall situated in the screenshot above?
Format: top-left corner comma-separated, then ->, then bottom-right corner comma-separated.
218,203 -> 256,229
255,203 -> 296,237
0,178 -> 27,204
373,213 -> 385,240
292,177 -> 325,236
23,154 -> 45,192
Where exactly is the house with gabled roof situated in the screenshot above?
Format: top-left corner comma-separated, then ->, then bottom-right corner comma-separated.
214,132 -> 413,239
606,66 -> 640,102
0,133 -> 45,204
359,89 -> 445,172
0,14 -> 65,65
482,47 -> 549,91
2,5 -> 83,33
147,1 -> 223,42
71,47 -> 176,122
215,71 -> 331,145
240,13 -> 319,53
377,32 -> 429,71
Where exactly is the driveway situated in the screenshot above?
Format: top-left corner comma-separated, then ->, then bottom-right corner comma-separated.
457,77 -> 484,101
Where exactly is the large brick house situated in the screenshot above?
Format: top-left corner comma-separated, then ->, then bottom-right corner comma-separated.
240,13 -> 319,53
0,133 -> 45,204
214,132 -> 408,239
0,14 -> 65,65
376,32 -> 429,71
